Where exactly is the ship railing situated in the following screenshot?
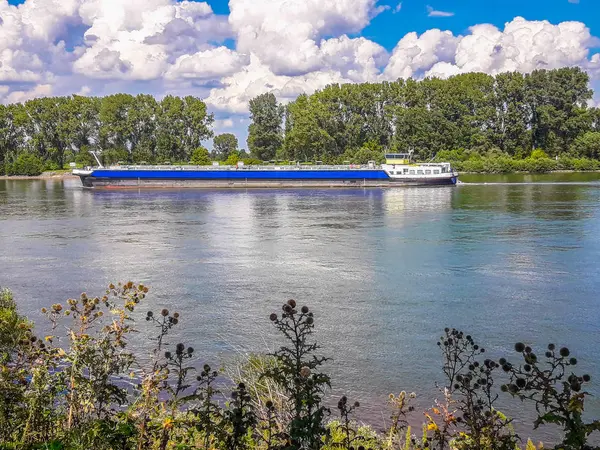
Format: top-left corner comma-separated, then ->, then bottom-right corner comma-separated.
103,164 -> 379,171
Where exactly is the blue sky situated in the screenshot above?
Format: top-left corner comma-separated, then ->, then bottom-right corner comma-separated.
366,0 -> 600,51
190,0 -> 600,53
2,0 -> 600,147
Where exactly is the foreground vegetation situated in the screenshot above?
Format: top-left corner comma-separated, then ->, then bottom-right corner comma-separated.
1,283 -> 598,450
3,67 -> 600,176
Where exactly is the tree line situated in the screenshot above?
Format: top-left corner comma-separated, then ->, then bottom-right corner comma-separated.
246,67 -> 600,165
0,94 -> 220,175
3,67 -> 600,176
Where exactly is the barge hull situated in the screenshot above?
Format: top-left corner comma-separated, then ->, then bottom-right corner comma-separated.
80,177 -> 458,188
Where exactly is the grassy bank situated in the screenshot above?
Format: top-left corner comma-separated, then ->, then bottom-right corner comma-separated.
1,283 -> 598,450
436,150 -> 600,174
1,171 -> 78,180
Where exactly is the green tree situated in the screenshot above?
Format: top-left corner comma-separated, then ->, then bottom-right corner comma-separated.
525,67 -> 592,154
247,93 -> 284,161
156,96 -> 213,163
67,95 -> 100,156
571,131 -> 600,159
0,104 -> 28,174
24,97 -> 73,168
98,93 -> 136,159
492,72 -> 530,155
284,94 -> 336,162
213,133 -> 238,161
129,94 -> 159,162
190,146 -> 212,165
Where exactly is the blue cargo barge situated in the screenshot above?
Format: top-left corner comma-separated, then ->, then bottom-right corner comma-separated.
73,153 -> 458,188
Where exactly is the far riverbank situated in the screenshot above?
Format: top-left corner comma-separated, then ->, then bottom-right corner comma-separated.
1,171 -> 79,180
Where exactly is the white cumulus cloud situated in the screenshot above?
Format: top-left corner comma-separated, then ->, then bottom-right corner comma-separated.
384,17 -> 600,81
427,6 -> 454,17
205,54 -> 353,114
228,0 -> 386,76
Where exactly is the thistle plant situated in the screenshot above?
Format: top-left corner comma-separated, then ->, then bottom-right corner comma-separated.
222,382 -> 256,450
226,353 -> 292,435
14,282 -> 147,448
386,391 -> 416,448
3,287 -> 600,450
158,342 -> 196,450
58,283 -> 144,430
437,328 -> 518,450
333,396 -> 365,450
501,342 -> 599,449
259,399 -> 279,450
134,307 -> 180,450
193,363 -> 223,450
263,300 -> 331,449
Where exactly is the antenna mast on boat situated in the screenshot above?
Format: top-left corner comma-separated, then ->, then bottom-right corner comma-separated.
90,151 -> 104,168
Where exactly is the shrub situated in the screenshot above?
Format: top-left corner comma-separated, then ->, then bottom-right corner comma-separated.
523,157 -> 557,173
570,132 -> 600,159
9,153 -> 44,176
460,159 -> 486,173
572,158 -> 600,171
242,157 -> 263,165
0,288 -> 31,362
190,146 -> 212,165
43,161 -> 61,171
435,149 -> 469,162
483,156 -> 516,173
75,150 -> 96,167
224,152 -> 240,165
530,149 -> 549,160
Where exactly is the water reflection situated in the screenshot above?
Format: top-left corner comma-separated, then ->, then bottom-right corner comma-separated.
453,182 -> 596,221
383,187 -> 454,214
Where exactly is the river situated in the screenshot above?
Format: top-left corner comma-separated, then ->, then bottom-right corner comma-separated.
1,174 -> 599,443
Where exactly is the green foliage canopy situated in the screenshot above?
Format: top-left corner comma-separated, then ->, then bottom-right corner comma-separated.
190,146 -> 212,165
0,94 -> 214,171
247,93 -> 284,161
213,133 -> 239,161
247,67 -> 599,166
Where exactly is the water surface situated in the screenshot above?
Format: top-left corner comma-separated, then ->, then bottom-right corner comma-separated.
1,176 -> 599,442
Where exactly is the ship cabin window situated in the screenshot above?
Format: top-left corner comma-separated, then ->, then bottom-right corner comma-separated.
434,170 -> 440,174
425,170 -> 431,175
404,168 -> 409,174
409,170 -> 415,175
417,170 -> 424,175
385,153 -> 411,159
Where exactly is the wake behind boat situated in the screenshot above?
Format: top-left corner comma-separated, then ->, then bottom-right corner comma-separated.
73,152 -> 459,188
